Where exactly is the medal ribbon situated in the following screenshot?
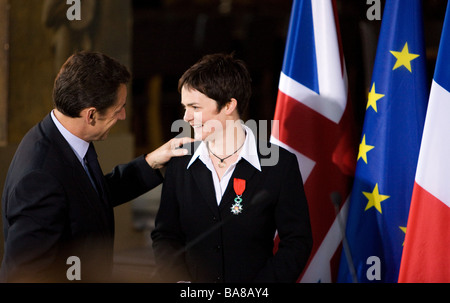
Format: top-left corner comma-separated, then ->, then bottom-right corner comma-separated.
233,178 -> 246,196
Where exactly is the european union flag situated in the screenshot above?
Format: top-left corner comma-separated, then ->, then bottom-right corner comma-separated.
337,0 -> 429,283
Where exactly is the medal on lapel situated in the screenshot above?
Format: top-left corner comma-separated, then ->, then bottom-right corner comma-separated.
231,178 -> 246,215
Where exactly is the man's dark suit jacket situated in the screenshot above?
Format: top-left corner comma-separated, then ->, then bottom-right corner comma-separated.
151,142 -> 313,283
0,114 -> 163,282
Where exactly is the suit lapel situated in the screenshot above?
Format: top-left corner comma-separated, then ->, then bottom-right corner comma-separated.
73,167 -> 115,235
42,114 -> 114,235
189,159 -> 220,217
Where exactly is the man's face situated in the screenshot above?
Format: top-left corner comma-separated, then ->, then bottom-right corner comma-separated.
181,86 -> 227,141
91,84 -> 127,141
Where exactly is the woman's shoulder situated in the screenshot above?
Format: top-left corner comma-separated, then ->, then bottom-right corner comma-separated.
257,140 -> 298,168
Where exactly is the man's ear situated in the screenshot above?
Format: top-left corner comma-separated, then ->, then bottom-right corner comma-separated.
225,98 -> 238,115
84,107 -> 97,125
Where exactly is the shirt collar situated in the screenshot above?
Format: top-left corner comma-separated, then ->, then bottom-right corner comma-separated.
187,123 -> 261,171
51,110 -> 90,162
240,124 -> 261,171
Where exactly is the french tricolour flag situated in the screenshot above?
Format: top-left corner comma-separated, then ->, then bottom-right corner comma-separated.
271,0 -> 357,282
398,1 -> 450,283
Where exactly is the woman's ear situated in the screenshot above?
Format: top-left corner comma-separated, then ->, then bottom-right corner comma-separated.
225,98 -> 238,115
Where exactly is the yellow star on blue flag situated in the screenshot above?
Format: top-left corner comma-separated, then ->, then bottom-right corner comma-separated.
363,183 -> 390,213
357,134 -> 375,164
390,42 -> 420,72
366,83 -> 385,112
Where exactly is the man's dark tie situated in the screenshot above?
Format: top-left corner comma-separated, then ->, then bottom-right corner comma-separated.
84,143 -> 107,202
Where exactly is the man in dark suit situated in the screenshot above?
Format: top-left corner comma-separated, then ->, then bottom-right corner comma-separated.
151,53 -> 312,283
0,51 -> 191,282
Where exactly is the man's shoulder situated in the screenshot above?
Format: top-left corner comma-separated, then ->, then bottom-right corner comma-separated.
11,115 -> 74,178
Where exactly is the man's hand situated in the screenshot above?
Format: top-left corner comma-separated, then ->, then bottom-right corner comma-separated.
145,137 -> 195,169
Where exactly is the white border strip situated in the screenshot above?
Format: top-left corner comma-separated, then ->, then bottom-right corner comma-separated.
415,80 -> 450,208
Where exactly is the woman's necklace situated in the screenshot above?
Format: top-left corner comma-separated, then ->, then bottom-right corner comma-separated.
207,141 -> 245,168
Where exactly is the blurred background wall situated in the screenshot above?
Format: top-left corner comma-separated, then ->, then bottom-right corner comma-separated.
0,0 -> 446,281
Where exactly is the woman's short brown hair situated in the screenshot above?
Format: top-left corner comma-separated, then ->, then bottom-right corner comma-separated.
178,53 -> 252,116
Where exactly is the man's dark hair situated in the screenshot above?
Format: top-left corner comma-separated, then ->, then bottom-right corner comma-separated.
53,51 -> 131,117
178,53 -> 252,116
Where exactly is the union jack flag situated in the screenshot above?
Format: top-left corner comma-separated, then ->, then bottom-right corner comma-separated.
271,0 -> 357,282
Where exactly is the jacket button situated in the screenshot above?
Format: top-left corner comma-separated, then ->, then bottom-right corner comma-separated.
215,245 -> 221,251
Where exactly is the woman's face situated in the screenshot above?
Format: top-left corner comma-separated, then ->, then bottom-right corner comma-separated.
181,86 -> 228,141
